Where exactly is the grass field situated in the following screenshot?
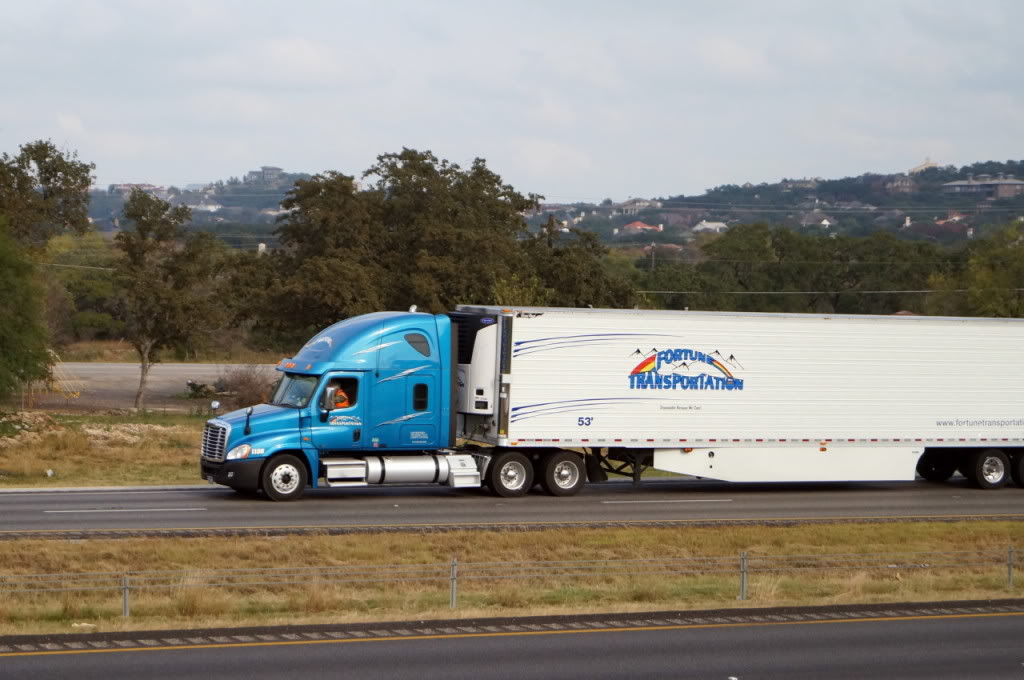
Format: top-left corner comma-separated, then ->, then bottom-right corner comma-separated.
0,522 -> 1021,635
59,340 -> 282,364
0,412 -> 206,487
0,412 -> 677,487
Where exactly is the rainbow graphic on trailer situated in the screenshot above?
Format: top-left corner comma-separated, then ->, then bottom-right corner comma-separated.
628,348 -> 744,391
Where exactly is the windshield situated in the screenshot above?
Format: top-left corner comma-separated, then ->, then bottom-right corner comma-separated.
270,373 -> 319,408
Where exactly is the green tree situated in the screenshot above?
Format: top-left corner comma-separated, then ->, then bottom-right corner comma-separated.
251,171 -> 387,345
0,217 -> 50,401
927,225 -> 1024,317
44,232 -> 122,341
0,140 -> 95,248
524,227 -> 636,308
365,149 -> 538,311
114,190 -> 225,409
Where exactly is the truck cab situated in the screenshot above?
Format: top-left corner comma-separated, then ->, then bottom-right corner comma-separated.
199,311 -> 473,500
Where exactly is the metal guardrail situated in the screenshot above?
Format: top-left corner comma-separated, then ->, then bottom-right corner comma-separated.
0,549 -> 1016,617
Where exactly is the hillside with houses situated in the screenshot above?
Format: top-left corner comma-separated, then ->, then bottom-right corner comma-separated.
86,158 -> 1024,250
529,158 -> 1024,248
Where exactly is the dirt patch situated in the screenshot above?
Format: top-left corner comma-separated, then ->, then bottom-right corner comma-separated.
79,423 -> 193,446
0,412 -> 206,487
0,412 -> 57,448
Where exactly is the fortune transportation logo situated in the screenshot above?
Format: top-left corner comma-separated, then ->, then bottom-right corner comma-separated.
628,348 -> 744,391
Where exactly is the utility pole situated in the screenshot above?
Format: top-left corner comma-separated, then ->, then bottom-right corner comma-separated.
650,241 -> 656,271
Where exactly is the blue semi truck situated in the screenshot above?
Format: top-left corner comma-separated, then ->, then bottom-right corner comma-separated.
200,307 -> 598,501
200,306 -> 1024,500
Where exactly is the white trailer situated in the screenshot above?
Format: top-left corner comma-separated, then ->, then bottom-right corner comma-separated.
455,306 -> 1024,491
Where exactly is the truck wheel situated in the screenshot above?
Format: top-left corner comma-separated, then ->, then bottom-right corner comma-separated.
1012,453 -> 1024,488
916,451 -> 957,483
486,451 -> 533,498
539,451 -> 585,496
965,449 -> 1009,490
261,455 -> 307,501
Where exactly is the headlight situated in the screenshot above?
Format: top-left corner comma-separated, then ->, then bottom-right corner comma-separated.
226,444 -> 252,460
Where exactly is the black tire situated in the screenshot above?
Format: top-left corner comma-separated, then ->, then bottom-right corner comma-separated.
539,451 -> 586,496
1011,453 -> 1024,488
916,451 -> 957,483
964,449 -> 1010,490
261,454 -> 307,501
486,450 -> 533,498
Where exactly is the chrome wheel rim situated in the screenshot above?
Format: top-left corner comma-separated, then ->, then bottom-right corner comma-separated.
982,457 -> 1005,484
499,461 -> 527,491
271,463 -> 300,495
552,460 -> 580,489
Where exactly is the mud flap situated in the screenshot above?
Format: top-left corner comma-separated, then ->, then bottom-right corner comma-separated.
585,454 -> 608,483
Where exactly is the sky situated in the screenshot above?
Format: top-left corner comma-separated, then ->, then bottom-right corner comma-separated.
1,0 -> 1021,201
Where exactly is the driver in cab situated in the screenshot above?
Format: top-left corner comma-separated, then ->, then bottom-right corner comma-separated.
333,383 -> 351,409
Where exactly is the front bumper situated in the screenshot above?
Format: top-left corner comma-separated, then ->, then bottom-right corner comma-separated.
200,458 -> 264,490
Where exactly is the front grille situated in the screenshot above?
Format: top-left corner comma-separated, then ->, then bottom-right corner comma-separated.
201,421 -> 229,463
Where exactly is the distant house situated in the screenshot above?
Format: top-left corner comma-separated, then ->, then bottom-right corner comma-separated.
622,220 -> 664,234
885,175 -> 916,194
780,178 -> 820,192
799,211 -> 836,228
618,198 -> 663,216
193,198 -> 224,213
692,220 -> 729,233
244,166 -> 285,185
942,174 -> 1024,199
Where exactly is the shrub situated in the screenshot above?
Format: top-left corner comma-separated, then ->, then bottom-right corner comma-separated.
217,365 -> 277,410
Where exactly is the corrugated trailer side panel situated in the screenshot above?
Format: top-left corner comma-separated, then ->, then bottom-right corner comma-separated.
499,309 -> 1024,448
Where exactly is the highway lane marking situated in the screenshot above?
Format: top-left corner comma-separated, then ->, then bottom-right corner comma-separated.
2,611 -> 1022,658
601,499 -> 733,504
43,508 -> 208,514
3,512 -> 1023,534
0,489 -> 216,497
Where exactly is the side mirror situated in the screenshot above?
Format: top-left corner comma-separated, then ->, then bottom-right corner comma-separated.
210,400 -> 221,411
321,386 -> 337,412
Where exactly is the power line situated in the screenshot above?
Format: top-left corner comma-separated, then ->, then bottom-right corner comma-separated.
39,263 -> 117,271
638,288 -> 1022,296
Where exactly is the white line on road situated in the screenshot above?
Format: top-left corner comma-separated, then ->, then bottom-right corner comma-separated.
43,507 -> 208,514
601,499 -> 733,504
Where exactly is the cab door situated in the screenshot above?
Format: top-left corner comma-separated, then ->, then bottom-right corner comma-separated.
370,329 -> 441,450
308,372 -> 365,452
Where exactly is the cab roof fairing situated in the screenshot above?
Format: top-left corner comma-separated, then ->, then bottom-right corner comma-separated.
276,311 -> 449,375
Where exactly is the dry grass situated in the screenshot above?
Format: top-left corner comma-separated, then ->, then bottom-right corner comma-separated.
60,340 -> 282,364
0,412 -> 205,487
0,522 -> 1022,635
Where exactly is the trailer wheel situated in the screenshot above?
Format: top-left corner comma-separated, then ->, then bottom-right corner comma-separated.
261,455 -> 307,501
965,449 -> 1009,490
916,451 -> 957,483
1012,453 -> 1024,488
486,451 -> 533,498
539,451 -> 585,497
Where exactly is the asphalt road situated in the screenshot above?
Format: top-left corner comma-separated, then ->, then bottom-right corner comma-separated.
2,477 -> 1022,535
33,362 -> 276,411
5,611 -> 1024,679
